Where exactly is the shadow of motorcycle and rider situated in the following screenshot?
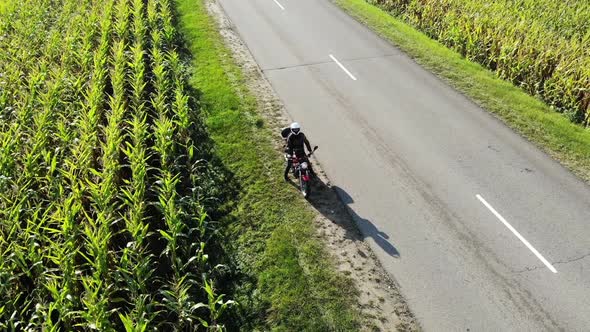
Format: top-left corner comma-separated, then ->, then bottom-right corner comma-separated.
285,167 -> 400,258
281,123 -> 400,257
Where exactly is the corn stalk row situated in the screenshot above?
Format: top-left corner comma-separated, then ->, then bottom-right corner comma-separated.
368,0 -> 590,125
0,0 -> 232,330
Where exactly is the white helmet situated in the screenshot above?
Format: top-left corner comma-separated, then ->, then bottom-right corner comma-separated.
290,122 -> 301,135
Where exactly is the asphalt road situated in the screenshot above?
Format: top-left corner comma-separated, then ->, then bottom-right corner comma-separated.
217,0 -> 590,330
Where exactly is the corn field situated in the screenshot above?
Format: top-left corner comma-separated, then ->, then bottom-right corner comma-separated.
368,0 -> 590,125
0,0 -> 233,330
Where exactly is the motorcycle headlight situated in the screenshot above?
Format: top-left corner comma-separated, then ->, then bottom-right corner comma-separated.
301,162 -> 308,170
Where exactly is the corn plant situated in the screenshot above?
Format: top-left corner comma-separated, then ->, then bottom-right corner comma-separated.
0,0 -> 233,329
372,0 -> 590,125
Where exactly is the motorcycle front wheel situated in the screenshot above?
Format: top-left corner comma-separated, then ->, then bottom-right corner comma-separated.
300,175 -> 310,199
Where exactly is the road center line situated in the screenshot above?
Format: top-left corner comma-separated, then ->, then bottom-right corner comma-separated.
273,0 -> 285,10
329,54 -> 357,81
476,194 -> 557,273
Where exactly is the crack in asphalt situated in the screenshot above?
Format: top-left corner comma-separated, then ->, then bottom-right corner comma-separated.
513,265 -> 545,274
554,252 -> 590,265
514,252 -> 590,274
262,53 -> 402,72
262,59 -> 334,72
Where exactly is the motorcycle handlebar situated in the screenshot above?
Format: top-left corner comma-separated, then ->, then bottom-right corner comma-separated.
308,146 -> 319,157
286,146 -> 318,159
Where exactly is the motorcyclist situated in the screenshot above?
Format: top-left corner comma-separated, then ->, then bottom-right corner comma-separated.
282,122 -> 314,181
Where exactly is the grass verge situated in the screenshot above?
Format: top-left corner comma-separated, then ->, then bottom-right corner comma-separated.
0,1 -> 10,14
175,0 -> 361,330
335,0 -> 590,183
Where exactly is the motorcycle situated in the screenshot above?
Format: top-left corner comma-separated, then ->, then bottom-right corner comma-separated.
285,146 -> 318,199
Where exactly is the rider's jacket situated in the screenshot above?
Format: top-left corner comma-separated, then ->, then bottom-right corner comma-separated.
287,132 -> 312,157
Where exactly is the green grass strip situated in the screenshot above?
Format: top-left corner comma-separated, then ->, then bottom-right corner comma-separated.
336,0 -> 590,183
175,0 -> 360,330
0,0 -> 12,15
